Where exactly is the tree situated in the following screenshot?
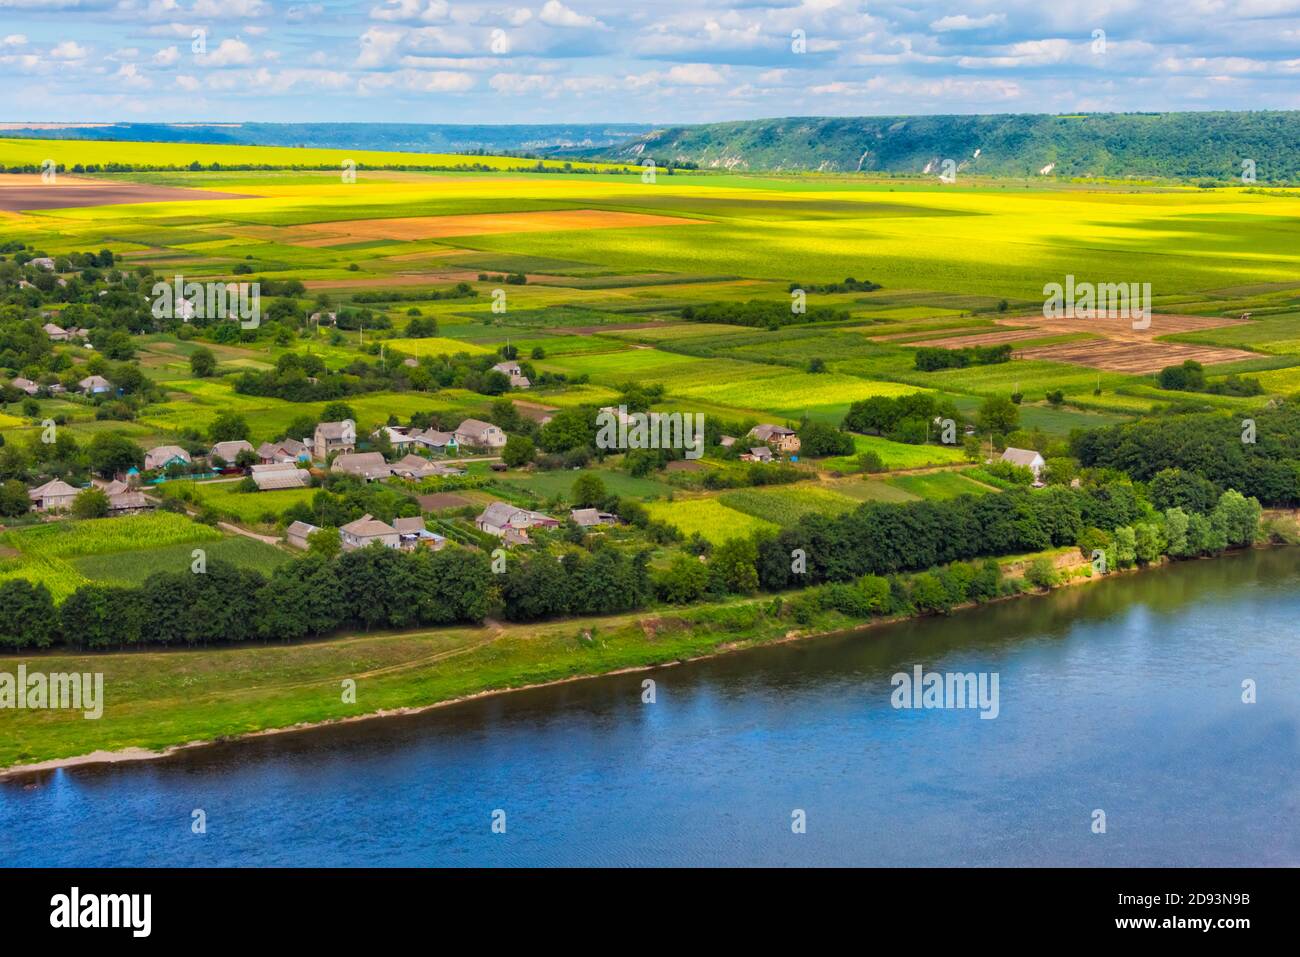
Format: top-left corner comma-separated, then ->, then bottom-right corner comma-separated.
0,579 -> 56,648
306,526 -> 342,558
1164,507 -> 1191,557
208,411 -> 250,443
656,555 -> 710,604
501,434 -> 535,469
571,472 -> 607,507
0,479 -> 29,517
709,537 -> 759,593
1112,526 -> 1138,568
88,431 -> 144,477
798,421 -> 854,457
539,408 -> 597,453
71,487 -> 110,519
1149,468 -> 1219,514
1024,556 -> 1057,590
977,395 -> 1019,435
189,346 -> 217,377
1213,489 -> 1261,547
321,401 -> 355,423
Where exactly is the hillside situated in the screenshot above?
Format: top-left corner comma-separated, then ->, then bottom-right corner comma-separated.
598,112 -> 1300,181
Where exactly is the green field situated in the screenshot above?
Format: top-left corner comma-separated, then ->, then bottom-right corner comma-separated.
644,497 -> 779,543
719,484 -> 860,526
884,471 -> 999,500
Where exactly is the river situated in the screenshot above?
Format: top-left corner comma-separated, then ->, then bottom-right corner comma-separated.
2,549 -> 1297,866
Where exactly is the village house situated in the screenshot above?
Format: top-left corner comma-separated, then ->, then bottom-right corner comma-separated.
570,507 -> 619,528
210,439 -> 254,465
309,311 -> 337,327
1000,447 -> 1047,484
144,445 -> 192,472
256,438 -> 311,465
411,429 -> 458,454
94,479 -> 153,514
492,361 -> 531,389
8,377 -> 39,396
43,322 -> 72,341
339,514 -> 400,551
454,418 -> 507,450
285,520 -> 319,550
476,501 -> 559,543
719,435 -> 737,449
77,375 -> 113,395
250,462 -> 312,491
313,419 -> 356,461
741,446 -> 775,463
331,451 -> 392,481
749,424 -> 801,454
27,478 -> 80,511
393,516 -> 445,551
373,425 -> 418,452
28,257 -> 55,271
389,453 -> 441,480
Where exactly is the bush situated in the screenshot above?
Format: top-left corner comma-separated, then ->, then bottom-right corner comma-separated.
1024,556 -> 1057,590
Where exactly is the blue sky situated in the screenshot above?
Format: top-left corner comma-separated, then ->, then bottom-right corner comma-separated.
1,0 -> 1299,123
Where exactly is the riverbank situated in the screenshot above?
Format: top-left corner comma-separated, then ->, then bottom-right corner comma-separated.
0,544 -> 1248,778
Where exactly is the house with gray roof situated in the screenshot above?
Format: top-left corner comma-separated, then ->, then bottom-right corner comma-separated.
313,418 -> 356,461
331,451 -> 392,481
210,439 -> 254,465
454,418 -> 507,449
339,514 -> 400,551
476,501 -> 559,543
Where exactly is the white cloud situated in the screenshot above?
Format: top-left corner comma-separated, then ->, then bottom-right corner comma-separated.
49,40 -> 88,59
538,1 -> 602,29
115,61 -> 151,88
930,14 -> 1007,32
666,62 -> 725,85
152,44 -> 180,64
2,34 -> 28,46
489,71 -> 550,94
198,37 -> 254,66
369,0 -> 448,24
190,0 -> 269,17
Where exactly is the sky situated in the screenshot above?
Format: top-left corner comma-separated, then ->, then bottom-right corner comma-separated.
1,0 -> 1299,124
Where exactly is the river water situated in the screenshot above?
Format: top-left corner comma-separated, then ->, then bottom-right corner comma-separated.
3,549 -> 1297,866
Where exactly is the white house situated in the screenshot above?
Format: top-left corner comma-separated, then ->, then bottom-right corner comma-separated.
1000,447 -> 1046,482
454,418 -> 507,449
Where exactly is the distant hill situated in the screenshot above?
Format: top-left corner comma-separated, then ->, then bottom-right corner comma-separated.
595,112 -> 1300,181
0,122 -> 654,157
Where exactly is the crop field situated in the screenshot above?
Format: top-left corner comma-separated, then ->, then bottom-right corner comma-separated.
644,498 -> 779,543
0,513 -> 225,602
71,536 -> 291,586
884,472 -> 999,500
158,481 -> 318,523
822,434 -> 969,472
719,484 -> 860,526
0,512 -> 221,560
494,468 -> 673,502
